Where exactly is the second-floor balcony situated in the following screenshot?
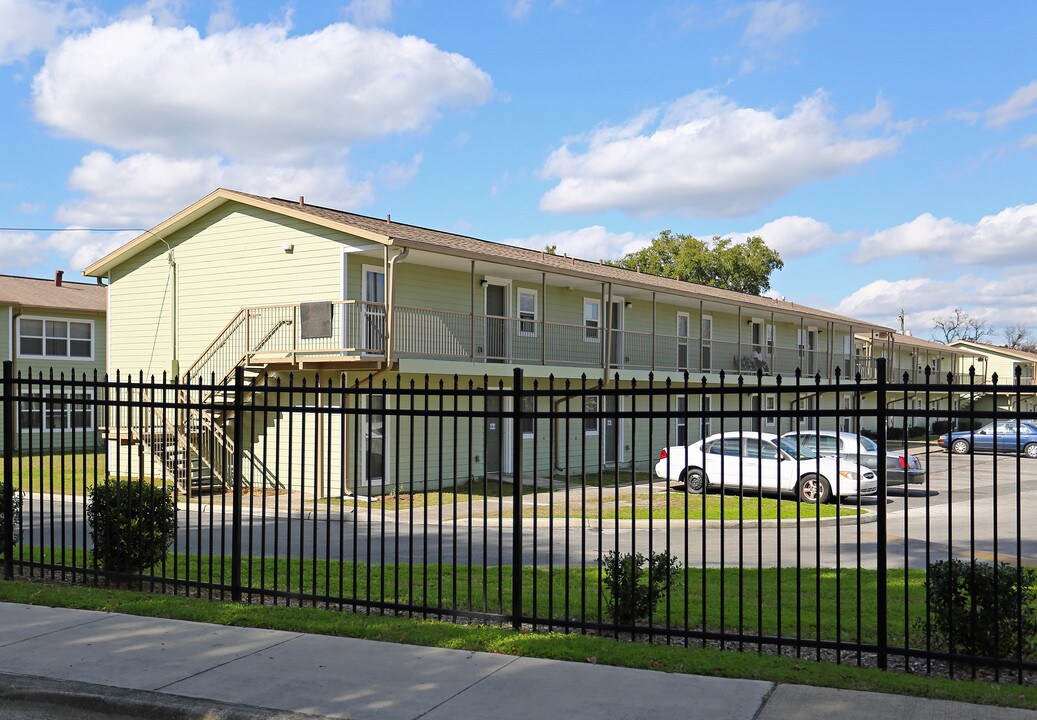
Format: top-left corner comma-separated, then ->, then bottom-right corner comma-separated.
189,301 -> 867,383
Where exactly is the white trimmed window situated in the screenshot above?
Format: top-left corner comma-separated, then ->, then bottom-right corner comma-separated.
676,312 -> 690,370
764,394 -> 776,429
675,396 -> 688,445
584,299 -> 601,342
19,389 -> 95,432
518,288 -> 537,336
521,395 -> 535,437
584,396 -> 600,434
18,318 -> 94,360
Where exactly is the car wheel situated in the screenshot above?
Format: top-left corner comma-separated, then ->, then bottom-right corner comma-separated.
1025,444 -> 1037,459
950,439 -> 970,455
683,468 -> 706,494
798,474 -> 831,504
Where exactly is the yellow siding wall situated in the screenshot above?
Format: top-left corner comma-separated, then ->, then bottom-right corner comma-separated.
107,203 -> 379,377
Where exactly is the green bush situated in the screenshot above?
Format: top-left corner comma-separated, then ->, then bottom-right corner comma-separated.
602,551 -> 682,626
87,480 -> 177,574
0,480 -> 21,558
918,559 -> 1037,660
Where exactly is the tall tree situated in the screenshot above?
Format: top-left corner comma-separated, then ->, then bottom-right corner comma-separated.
611,230 -> 783,296
1002,322 -> 1037,353
931,308 -> 993,344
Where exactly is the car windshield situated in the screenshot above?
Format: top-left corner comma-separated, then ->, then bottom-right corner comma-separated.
778,437 -> 818,460
858,435 -> 878,451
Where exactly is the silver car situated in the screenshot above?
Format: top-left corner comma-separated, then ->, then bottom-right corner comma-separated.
781,430 -> 924,486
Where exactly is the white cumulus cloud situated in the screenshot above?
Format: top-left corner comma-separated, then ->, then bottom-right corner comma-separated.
32,17 -> 493,163
742,215 -> 853,259
0,0 -> 94,64
503,226 -> 652,262
55,151 -> 374,229
854,203 -> 1037,265
538,90 -> 900,218
833,273 -> 1037,335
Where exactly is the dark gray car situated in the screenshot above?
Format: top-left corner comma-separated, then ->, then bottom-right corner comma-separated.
782,430 -> 925,486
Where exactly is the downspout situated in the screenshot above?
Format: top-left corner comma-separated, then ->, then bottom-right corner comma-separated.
385,246 -> 409,365
152,236 -> 178,378
9,304 -> 20,375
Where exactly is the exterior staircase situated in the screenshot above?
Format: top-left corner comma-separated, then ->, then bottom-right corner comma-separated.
135,309 -> 295,496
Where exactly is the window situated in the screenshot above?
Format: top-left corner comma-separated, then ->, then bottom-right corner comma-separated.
764,394 -> 776,429
584,299 -> 600,342
676,313 -> 690,370
584,396 -> 599,434
701,315 -> 713,371
675,396 -> 687,445
18,318 -> 93,359
19,389 -> 94,432
518,288 -> 537,336
521,395 -> 535,437
701,395 -> 712,437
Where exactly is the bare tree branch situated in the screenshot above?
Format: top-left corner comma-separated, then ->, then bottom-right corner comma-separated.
931,308 -> 993,344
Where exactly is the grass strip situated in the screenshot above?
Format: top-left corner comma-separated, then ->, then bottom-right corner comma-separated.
0,579 -> 1034,710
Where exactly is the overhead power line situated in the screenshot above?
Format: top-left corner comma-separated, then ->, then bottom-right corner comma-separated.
0,227 -> 144,232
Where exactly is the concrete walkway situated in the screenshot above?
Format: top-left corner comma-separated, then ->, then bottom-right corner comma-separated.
0,602 -> 1033,720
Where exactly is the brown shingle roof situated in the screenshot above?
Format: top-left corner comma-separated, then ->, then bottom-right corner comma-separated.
0,274 -> 106,313
251,193 -> 889,331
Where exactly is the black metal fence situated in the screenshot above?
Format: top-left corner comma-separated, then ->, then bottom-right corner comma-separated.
2,358 -> 1036,682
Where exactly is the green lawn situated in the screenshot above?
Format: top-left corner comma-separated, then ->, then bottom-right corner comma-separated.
11,452 -> 107,495
0,546 -> 961,650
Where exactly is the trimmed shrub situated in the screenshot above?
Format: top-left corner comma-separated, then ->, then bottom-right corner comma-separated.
0,480 -> 21,558
87,480 -> 177,574
918,559 -> 1037,660
602,551 -> 682,626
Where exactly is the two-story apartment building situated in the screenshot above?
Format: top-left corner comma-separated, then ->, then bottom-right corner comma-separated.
0,272 -> 107,453
85,189 -> 899,496
947,340 -> 1037,416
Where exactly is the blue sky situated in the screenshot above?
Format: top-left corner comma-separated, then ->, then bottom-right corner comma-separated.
1,1 -> 1036,339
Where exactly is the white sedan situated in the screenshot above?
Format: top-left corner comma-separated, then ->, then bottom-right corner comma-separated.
654,431 -> 878,504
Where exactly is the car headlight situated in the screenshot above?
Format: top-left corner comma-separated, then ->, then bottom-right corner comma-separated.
838,470 -> 859,480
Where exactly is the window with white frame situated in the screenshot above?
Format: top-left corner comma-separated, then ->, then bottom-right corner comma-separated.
19,389 -> 95,432
584,299 -> 601,342
521,395 -> 536,437
675,396 -> 688,445
841,394 -> 852,432
701,395 -> 713,437
18,318 -> 93,360
676,312 -> 690,370
764,394 -> 776,429
584,395 -> 599,434
518,288 -> 537,336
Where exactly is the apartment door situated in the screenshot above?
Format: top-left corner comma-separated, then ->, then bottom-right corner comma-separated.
362,266 -> 386,354
485,283 -> 508,363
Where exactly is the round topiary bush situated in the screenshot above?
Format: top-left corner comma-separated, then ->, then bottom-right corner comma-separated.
87,480 -> 177,574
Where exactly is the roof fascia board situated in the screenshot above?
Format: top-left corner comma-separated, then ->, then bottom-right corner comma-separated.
84,188 -> 390,276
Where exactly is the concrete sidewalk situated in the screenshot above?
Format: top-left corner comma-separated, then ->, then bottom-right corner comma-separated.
0,602 -> 1032,720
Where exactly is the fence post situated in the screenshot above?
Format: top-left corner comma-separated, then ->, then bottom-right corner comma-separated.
231,365 -> 244,602
875,357 -> 888,670
3,360 -> 14,579
511,367 -> 524,630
